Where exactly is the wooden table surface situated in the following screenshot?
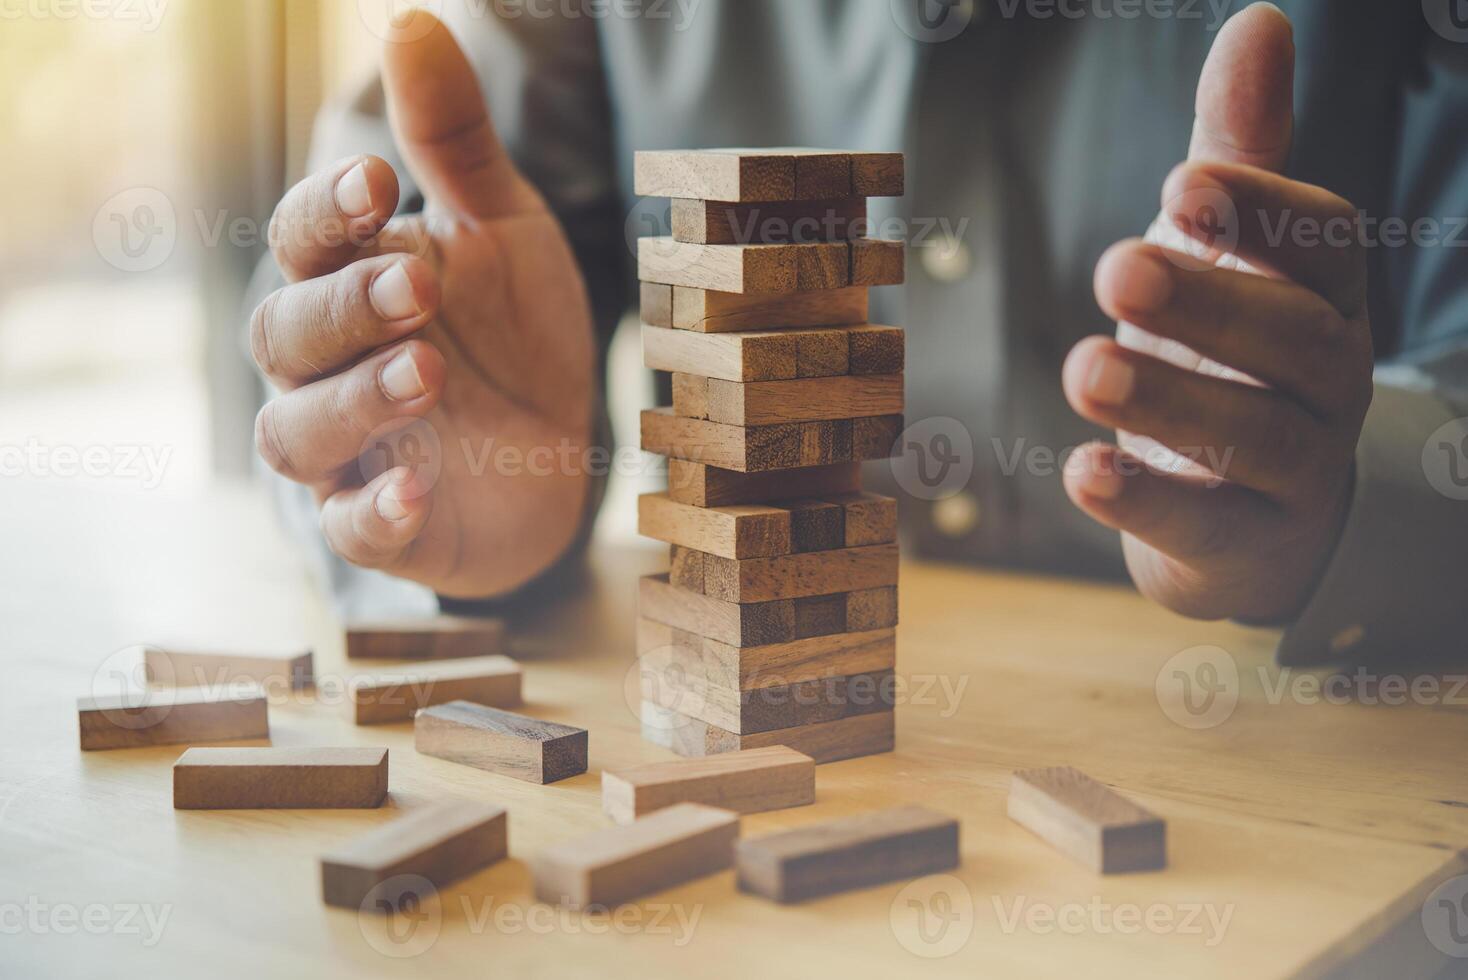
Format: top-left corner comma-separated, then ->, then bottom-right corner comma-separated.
4,483 -> 1467,979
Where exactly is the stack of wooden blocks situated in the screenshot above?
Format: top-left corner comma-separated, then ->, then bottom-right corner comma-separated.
633,148 -> 906,765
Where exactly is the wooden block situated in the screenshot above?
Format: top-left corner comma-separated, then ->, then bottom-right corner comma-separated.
638,618 -> 897,691
846,586 -> 900,631
640,281 -> 674,327
643,323 -> 893,381
1007,767 -> 1167,873
786,498 -> 845,553
643,662 -> 895,734
78,687 -> 269,751
348,655 -> 523,725
851,152 -> 905,197
414,701 -> 587,784
638,493 -> 792,560
643,409 -> 899,472
531,803 -> 739,909
700,543 -> 900,603
703,374 -> 903,425
671,198 -> 867,245
794,328 -> 849,378
847,325 -> 905,374
634,149 -> 797,202
667,460 -> 861,508
825,491 -> 898,547
850,238 -> 905,286
638,237 -> 849,293
320,801 -> 508,909
641,702 -> 894,764
602,746 -> 815,824
142,644 -> 313,690
668,545 -> 706,594
671,285 -> 867,333
670,372 -> 709,419
173,747 -> 388,809
639,574 -> 796,647
795,593 -> 848,638
345,616 -> 505,660
736,806 -> 958,903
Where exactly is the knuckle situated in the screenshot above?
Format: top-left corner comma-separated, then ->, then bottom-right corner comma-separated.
249,290 -> 287,378
253,402 -> 299,479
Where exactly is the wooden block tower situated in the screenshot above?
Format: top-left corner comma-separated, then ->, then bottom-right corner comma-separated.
633,148 -> 905,764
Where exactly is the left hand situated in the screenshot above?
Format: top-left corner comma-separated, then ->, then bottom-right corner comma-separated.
1061,3 -> 1373,623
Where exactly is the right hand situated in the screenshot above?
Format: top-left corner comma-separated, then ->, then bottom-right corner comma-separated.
250,10 -> 596,599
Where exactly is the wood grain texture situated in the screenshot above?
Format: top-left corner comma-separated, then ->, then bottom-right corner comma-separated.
173,747 -> 388,809
642,409 -> 900,472
667,460 -> 861,508
638,618 -> 897,691
640,701 -> 895,764
845,586 -> 900,631
850,238 -> 906,286
786,498 -> 845,553
78,688 -> 269,751
668,546 -> 705,594
846,325 -> 905,375
638,573 -> 796,647
531,803 -> 739,909
701,374 -> 903,425
699,543 -> 900,603
669,372 -> 709,419
601,746 -> 814,824
851,152 -> 905,197
825,492 -> 898,547
638,493 -> 792,560
345,616 -> 505,660
142,644 -> 313,690
1008,767 -> 1167,873
348,656 -> 523,725
642,662 -> 896,734
736,805 -> 958,903
320,801 -> 508,909
671,198 -> 867,245
414,701 -> 587,784
634,149 -> 903,201
851,415 -> 904,461
671,285 -> 867,333
643,323 -> 899,381
640,281 -> 674,327
638,237 -> 849,293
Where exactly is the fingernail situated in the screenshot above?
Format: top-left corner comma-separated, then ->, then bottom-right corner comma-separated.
1086,467 -> 1125,500
374,478 -> 410,521
1086,355 -> 1135,406
370,261 -> 421,321
380,348 -> 426,401
1116,255 -> 1173,314
336,162 -> 373,218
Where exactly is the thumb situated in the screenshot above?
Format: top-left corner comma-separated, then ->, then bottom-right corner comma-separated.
380,9 -> 538,219
1188,2 -> 1295,171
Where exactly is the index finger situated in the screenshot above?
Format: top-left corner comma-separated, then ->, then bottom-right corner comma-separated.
270,154 -> 400,282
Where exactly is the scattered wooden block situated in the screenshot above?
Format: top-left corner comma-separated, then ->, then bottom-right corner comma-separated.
638,237 -> 849,293
78,687 -> 269,751
142,644 -> 313,690
320,801 -> 508,909
851,152 -> 905,197
602,746 -> 814,824
667,460 -> 861,508
531,803 -> 739,909
639,575 -> 892,647
642,662 -> 895,734
637,618 -> 897,691
642,323 -> 901,382
736,806 -> 958,903
640,281 -> 674,327
698,543 -> 900,603
634,149 -> 903,202
641,701 -> 894,764
671,198 -> 868,245
671,285 -> 868,333
642,409 -> 901,472
173,746 -> 388,809
345,616 -> 506,660
850,238 -> 906,286
348,656 -> 523,725
697,373 -> 904,426
1007,767 -> 1167,873
414,701 -> 587,784
638,493 -> 792,560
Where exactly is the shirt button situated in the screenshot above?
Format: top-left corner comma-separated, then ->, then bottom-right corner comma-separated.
931,491 -> 981,538
921,234 -> 972,283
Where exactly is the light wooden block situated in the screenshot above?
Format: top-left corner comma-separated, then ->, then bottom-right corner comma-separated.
531,803 -> 739,909
671,285 -> 868,333
641,701 -> 894,764
638,237 -> 849,293
850,238 -> 906,286
699,374 -> 904,426
642,323 -> 901,381
1007,767 -> 1167,873
638,492 -> 792,560
671,198 -> 868,245
640,281 -> 674,327
641,662 -> 895,735
173,746 -> 388,809
321,801 -> 508,909
637,618 -> 897,691
345,616 -> 505,660
642,408 -> 901,472
736,806 -> 958,903
78,687 -> 269,751
668,545 -> 706,594
142,644 -> 313,690
348,655 -> 523,725
602,746 -> 814,824
414,700 -> 587,784
639,575 -> 892,648
698,543 -> 900,604
667,459 -> 861,508
670,372 -> 709,419
851,152 -> 905,197
634,149 -> 903,202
